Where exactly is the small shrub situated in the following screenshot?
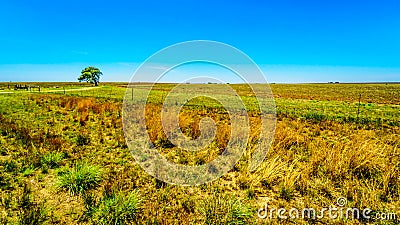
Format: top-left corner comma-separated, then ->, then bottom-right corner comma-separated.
56,162 -> 102,195
41,152 -> 64,169
92,190 -> 141,225
199,194 -> 252,225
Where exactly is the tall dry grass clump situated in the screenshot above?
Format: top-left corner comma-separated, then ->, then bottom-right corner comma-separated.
247,118 -> 399,216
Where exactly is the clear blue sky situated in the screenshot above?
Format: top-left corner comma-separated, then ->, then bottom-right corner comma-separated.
0,0 -> 399,83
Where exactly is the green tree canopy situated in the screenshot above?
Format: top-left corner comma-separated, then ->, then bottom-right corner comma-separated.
78,66 -> 103,86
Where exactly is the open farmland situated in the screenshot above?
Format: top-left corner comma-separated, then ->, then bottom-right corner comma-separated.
0,82 -> 399,224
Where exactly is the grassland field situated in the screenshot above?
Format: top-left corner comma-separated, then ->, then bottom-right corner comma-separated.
0,82 -> 399,224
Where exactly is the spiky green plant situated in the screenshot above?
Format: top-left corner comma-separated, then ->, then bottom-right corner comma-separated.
56,162 -> 102,195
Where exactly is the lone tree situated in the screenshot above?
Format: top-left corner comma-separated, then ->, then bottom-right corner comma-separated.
78,66 -> 103,86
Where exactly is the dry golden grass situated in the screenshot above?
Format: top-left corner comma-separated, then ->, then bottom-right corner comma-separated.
0,84 -> 399,224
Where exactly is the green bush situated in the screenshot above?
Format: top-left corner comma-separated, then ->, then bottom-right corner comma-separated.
199,194 -> 252,225
56,162 -> 102,195
41,152 -> 64,169
83,190 -> 141,225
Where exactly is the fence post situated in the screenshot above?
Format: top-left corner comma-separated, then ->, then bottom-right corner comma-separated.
356,93 -> 361,121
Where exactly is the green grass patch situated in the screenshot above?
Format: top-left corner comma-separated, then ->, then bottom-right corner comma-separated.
56,162 -> 102,195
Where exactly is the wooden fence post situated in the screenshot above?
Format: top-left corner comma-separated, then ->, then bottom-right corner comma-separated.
356,93 -> 361,121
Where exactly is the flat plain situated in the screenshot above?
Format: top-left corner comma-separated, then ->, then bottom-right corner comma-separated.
0,82 -> 399,224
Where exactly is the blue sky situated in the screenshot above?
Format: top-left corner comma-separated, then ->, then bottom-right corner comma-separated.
0,0 -> 399,83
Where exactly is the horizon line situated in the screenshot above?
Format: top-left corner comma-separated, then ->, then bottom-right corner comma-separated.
1,81 -> 399,85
